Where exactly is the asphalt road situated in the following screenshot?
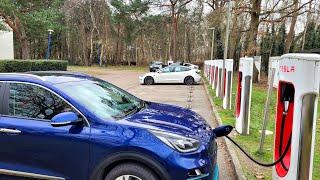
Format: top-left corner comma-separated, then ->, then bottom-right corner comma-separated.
95,69 -> 237,180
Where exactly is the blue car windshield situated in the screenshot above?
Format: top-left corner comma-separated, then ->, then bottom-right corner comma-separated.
56,78 -> 145,120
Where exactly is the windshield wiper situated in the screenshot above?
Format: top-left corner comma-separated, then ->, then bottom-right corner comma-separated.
137,100 -> 146,111
114,101 -> 147,120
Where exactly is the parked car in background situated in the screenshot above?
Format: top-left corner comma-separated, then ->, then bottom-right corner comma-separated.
140,65 -> 201,85
183,62 -> 199,69
0,72 -> 219,180
149,61 -> 164,72
167,60 -> 174,66
170,61 -> 183,66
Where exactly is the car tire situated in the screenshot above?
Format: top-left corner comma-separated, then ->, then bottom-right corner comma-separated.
184,76 -> 194,85
104,163 -> 159,180
144,76 -> 154,85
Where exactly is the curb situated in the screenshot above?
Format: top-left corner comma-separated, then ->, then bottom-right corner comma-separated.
203,79 -> 246,180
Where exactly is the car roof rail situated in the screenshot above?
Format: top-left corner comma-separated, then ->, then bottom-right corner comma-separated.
0,73 -> 45,81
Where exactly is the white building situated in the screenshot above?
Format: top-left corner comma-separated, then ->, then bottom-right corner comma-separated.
0,20 -> 14,59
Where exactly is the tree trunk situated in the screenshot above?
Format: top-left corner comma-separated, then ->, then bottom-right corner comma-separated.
284,0 -> 299,53
301,2 -> 312,51
116,24 -> 121,63
245,0 -> 261,83
245,0 -> 261,56
171,14 -> 177,61
20,35 -> 30,59
229,10 -> 239,60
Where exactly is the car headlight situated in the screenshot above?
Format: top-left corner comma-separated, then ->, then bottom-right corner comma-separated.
150,130 -> 200,153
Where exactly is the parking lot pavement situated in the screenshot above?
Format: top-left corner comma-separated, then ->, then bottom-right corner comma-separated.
97,70 -> 237,180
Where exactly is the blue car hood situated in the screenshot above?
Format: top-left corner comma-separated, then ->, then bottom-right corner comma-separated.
120,102 -> 213,141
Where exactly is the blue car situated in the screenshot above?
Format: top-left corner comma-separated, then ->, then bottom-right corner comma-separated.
0,72 -> 221,180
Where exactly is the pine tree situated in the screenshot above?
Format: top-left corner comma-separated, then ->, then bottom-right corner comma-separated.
277,23 -> 286,55
304,21 -> 317,50
215,28 -> 224,59
314,25 -> 320,49
270,23 -> 277,56
260,27 -> 271,72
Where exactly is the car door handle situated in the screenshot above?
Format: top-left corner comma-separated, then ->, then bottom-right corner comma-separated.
0,128 -> 21,134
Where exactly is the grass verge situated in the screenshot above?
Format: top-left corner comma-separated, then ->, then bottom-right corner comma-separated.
204,74 -> 320,179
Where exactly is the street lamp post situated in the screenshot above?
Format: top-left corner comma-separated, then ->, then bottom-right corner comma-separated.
220,1 -> 232,98
46,29 -> 54,60
208,27 -> 215,60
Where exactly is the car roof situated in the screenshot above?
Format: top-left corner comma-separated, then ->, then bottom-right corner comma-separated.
167,65 -> 187,67
0,71 -> 93,84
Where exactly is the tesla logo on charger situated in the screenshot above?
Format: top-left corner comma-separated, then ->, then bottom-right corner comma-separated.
280,65 -> 295,73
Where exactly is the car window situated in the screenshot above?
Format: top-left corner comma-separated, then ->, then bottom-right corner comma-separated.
162,66 -> 175,73
175,66 -> 190,72
56,78 -> 144,120
8,83 -> 77,121
0,82 -> 4,113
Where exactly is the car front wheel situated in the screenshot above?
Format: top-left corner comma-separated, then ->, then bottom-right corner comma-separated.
144,76 -> 154,85
184,76 -> 194,85
105,163 -> 158,180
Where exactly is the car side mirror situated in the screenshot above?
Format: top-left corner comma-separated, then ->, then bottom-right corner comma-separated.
51,112 -> 81,127
212,125 -> 233,138
156,69 -> 161,73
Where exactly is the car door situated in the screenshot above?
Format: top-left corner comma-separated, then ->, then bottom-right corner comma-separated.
0,82 -> 90,180
174,66 -> 191,83
157,66 -> 175,83
0,82 -> 4,114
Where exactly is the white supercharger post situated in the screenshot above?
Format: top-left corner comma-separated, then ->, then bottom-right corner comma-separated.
223,59 -> 233,109
211,60 -> 216,89
269,56 -> 280,88
235,57 -> 253,135
272,53 -> 320,180
204,60 -> 209,79
215,60 -> 223,97
208,60 -> 214,85
254,56 -> 261,82
206,60 -> 211,80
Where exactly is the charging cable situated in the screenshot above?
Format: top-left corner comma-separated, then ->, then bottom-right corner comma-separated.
226,134 -> 291,167
279,99 -> 290,170
225,103 -> 292,168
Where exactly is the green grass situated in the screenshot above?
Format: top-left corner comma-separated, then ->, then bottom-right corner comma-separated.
204,75 -> 320,179
68,65 -> 148,75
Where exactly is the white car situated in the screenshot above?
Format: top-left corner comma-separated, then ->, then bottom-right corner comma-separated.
139,66 -> 202,85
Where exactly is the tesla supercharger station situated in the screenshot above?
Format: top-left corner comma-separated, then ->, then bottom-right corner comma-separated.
209,60 -> 214,85
269,56 -> 280,88
272,53 -> 320,180
210,60 -> 216,89
204,61 -> 208,79
204,60 -> 210,79
223,59 -> 233,109
215,60 -> 223,97
235,57 -> 253,135
254,56 -> 261,82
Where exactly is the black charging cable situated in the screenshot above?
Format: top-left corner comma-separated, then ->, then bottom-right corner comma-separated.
226,133 -> 291,167
279,99 -> 290,171
225,110 -> 292,167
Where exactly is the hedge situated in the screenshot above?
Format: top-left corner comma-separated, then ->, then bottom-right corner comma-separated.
0,59 -> 68,72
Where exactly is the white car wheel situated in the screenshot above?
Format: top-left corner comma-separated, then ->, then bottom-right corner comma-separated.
144,76 -> 154,85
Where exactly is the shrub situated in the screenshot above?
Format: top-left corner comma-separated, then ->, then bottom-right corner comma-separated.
0,59 -> 68,72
